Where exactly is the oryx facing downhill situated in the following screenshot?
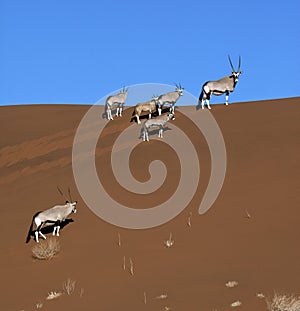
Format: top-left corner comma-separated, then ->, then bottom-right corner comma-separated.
132,95 -> 159,124
157,84 -> 184,115
142,113 -> 175,142
198,56 -> 242,109
25,188 -> 77,243
105,86 -> 129,120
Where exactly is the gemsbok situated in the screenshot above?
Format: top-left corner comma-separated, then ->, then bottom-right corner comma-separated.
157,84 -> 184,115
132,95 -> 159,124
25,188 -> 77,243
105,86 -> 129,120
198,55 -> 242,109
142,113 -> 175,141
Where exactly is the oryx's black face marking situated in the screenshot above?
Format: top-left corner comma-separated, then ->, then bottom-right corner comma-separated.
175,86 -> 184,96
231,71 -> 242,83
68,201 -> 77,214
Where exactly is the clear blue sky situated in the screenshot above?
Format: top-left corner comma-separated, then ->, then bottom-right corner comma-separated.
0,0 -> 299,106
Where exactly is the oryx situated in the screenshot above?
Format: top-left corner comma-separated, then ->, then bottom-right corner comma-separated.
132,95 -> 159,124
156,84 -> 184,115
25,187 -> 77,243
142,113 -> 175,142
198,56 -> 242,109
105,86 -> 129,120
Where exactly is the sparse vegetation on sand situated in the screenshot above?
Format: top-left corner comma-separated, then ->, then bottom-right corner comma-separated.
62,278 -> 76,296
31,237 -> 60,260
266,293 -> 300,311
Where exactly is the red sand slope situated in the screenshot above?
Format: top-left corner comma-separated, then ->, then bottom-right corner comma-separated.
0,98 -> 299,311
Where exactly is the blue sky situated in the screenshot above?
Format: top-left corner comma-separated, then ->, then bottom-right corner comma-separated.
0,0 -> 299,106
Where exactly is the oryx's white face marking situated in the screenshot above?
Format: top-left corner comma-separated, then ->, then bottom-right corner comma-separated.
232,71 -> 242,83
68,201 -> 77,213
176,88 -> 184,96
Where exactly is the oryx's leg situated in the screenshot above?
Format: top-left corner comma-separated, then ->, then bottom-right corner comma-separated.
116,107 -> 119,116
158,126 -> 163,138
225,92 -> 229,105
38,222 -> 47,240
35,231 -> 39,243
206,99 -> 211,110
203,87 -> 211,109
34,218 -> 45,242
144,129 -> 149,141
119,105 -> 123,116
137,115 -> 141,124
108,108 -> 114,120
158,107 -> 162,115
53,225 -> 59,236
149,113 -> 152,119
39,231 -> 46,240
53,220 -> 61,236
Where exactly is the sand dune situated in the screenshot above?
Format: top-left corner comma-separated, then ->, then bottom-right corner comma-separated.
0,98 -> 299,310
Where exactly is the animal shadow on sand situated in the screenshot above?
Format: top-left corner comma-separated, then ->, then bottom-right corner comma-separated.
130,106 -> 176,123
139,126 -> 173,140
27,219 -> 74,242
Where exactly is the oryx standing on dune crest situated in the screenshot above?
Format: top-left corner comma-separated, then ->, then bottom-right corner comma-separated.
142,113 -> 175,141
157,84 -> 184,115
132,95 -> 159,124
105,87 -> 129,120
25,188 -> 77,243
198,56 -> 242,109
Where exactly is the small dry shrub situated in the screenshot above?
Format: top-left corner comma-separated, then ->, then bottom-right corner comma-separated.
266,293 -> 300,311
31,237 -> 61,260
63,278 -> 76,296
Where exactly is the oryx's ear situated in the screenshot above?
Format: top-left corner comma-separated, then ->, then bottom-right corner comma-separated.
75,201 -> 78,204
65,200 -> 69,204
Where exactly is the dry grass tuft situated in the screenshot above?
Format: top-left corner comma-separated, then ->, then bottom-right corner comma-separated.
155,293 -> 168,300
230,300 -> 242,307
129,258 -> 134,276
31,237 -> 61,260
164,232 -> 174,248
226,281 -> 239,288
46,291 -> 62,300
256,292 -> 265,299
36,301 -> 43,309
62,278 -> 76,296
266,293 -> 300,311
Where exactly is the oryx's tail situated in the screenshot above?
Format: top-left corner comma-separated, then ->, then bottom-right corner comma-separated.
25,211 -> 40,243
198,89 -> 204,102
130,107 -> 137,123
197,89 -> 204,110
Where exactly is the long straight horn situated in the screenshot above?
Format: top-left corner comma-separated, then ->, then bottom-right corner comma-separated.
68,187 -> 73,202
238,55 -> 241,72
228,55 -> 235,72
57,186 -> 69,202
